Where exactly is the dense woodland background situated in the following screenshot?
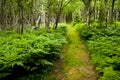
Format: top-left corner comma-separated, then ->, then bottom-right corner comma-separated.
0,0 -> 120,80
0,0 -> 120,32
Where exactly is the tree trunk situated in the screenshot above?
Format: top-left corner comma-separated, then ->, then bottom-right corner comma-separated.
17,0 -> 24,34
87,6 -> 90,26
54,0 -> 63,29
17,0 -> 21,33
1,0 -> 6,28
21,5 -> 24,34
45,0 -> 51,30
104,0 -> 108,27
93,0 -> 96,21
110,0 -> 115,24
86,0 -> 91,27
54,9 -> 62,29
99,0 -> 104,27
31,0 -> 34,26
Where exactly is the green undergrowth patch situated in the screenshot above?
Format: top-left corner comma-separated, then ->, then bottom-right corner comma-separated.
0,24 -> 67,80
65,26 -> 83,66
78,23 -> 120,80
64,44 -> 82,67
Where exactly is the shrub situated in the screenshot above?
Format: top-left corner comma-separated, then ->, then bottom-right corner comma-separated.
0,25 -> 67,79
78,23 -> 120,80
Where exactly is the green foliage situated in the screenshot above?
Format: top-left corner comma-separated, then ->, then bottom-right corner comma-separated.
73,14 -> 81,24
100,67 -> 120,80
116,21 -> 120,27
78,23 -> 120,80
0,25 -> 67,79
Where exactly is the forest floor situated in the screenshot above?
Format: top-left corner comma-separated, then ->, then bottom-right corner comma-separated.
45,25 -> 99,80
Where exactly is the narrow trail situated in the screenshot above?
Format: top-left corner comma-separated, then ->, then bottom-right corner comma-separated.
47,25 -> 99,80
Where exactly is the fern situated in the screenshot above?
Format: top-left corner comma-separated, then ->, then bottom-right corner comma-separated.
0,25 -> 67,79
78,23 -> 120,80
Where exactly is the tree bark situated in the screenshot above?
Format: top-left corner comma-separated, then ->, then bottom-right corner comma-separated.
54,8 -> 62,29
93,0 -> 96,21
86,0 -> 91,27
54,0 -> 72,29
21,5 -> 24,34
110,0 -> 115,24
45,0 -> 51,30
17,0 -> 24,34
104,0 -> 108,27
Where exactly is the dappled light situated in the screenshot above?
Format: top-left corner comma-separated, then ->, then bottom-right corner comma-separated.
0,0 -> 120,80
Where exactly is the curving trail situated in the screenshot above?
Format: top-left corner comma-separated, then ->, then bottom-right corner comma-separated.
47,25 -> 99,80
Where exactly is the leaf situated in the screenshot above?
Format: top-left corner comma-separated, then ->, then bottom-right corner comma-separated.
40,60 -> 53,66
30,67 -> 38,71
11,61 -> 24,68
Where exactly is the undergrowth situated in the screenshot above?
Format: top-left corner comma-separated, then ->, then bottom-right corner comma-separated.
78,23 -> 120,80
0,24 -> 67,80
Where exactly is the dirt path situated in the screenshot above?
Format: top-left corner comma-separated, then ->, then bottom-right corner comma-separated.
46,25 -> 99,80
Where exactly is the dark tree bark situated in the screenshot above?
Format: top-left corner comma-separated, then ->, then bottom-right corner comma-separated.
104,0 -> 108,27
99,0 -> 104,27
0,0 -> 6,28
45,0 -> 51,30
17,0 -> 21,33
54,0 -> 72,29
21,5 -> 24,34
17,0 -> 24,34
82,0 -> 91,27
110,0 -> 116,24
87,2 -> 90,27
54,1 -> 62,29
118,0 -> 120,21
93,0 -> 96,21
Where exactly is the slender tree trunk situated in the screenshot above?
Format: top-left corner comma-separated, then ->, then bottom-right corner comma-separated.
54,9 -> 62,29
54,0 -> 63,29
1,0 -> 6,28
21,5 -> 24,34
87,5 -> 90,26
45,0 -> 51,30
118,0 -> 120,21
17,0 -> 21,33
18,0 -> 20,33
115,10 -> 117,27
93,0 -> 96,21
9,1 -> 13,26
31,0 -> 34,26
104,0 -> 108,27
99,0 -> 103,27
110,0 -> 115,24
86,0 -> 91,27
17,0 -> 24,34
